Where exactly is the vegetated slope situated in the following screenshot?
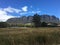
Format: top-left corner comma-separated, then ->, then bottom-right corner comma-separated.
0,27 -> 60,45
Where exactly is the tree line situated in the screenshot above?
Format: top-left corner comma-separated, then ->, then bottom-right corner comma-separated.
32,14 -> 58,27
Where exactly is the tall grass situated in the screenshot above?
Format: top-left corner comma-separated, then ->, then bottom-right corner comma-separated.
0,27 -> 60,45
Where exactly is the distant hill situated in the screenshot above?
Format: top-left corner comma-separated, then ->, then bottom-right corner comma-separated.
6,14 -> 60,24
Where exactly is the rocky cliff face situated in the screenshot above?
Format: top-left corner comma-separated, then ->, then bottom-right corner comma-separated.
40,15 -> 59,23
6,15 -> 60,24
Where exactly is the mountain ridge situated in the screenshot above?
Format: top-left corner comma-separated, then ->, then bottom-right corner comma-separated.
6,14 -> 60,24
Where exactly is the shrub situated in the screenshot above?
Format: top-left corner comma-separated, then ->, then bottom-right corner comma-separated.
0,22 -> 9,28
17,24 -> 25,27
25,23 -> 34,27
48,23 -> 58,27
41,22 -> 47,27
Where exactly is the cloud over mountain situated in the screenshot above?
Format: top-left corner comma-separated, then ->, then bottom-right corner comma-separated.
0,6 -> 41,21
0,6 -> 27,21
0,8 -> 15,22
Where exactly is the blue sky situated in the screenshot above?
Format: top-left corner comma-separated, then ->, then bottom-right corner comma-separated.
0,0 -> 60,21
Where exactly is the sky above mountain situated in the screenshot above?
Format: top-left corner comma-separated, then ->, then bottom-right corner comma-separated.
0,0 -> 60,21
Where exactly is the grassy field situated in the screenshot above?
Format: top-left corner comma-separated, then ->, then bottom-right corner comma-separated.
0,27 -> 60,45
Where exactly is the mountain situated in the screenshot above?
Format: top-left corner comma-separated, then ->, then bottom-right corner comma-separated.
6,14 -> 60,24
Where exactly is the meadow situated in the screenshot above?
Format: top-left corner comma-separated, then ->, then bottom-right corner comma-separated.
0,27 -> 60,45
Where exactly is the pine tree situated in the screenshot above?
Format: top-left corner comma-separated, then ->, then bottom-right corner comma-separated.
32,14 -> 41,27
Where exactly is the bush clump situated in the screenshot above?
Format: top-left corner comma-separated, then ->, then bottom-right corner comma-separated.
0,22 -> 10,28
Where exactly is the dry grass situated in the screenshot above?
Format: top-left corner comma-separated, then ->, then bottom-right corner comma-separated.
0,27 -> 60,45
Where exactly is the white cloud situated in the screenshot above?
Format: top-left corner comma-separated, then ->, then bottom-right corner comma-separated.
0,6 -> 41,21
4,6 -> 21,13
36,11 -> 41,13
0,6 -> 28,22
22,6 -> 28,12
20,12 -> 27,15
20,10 -> 41,15
0,8 -> 15,22
27,10 -> 41,13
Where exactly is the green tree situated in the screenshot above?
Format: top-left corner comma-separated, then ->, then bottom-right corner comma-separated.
41,22 -> 47,27
32,14 -> 41,27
